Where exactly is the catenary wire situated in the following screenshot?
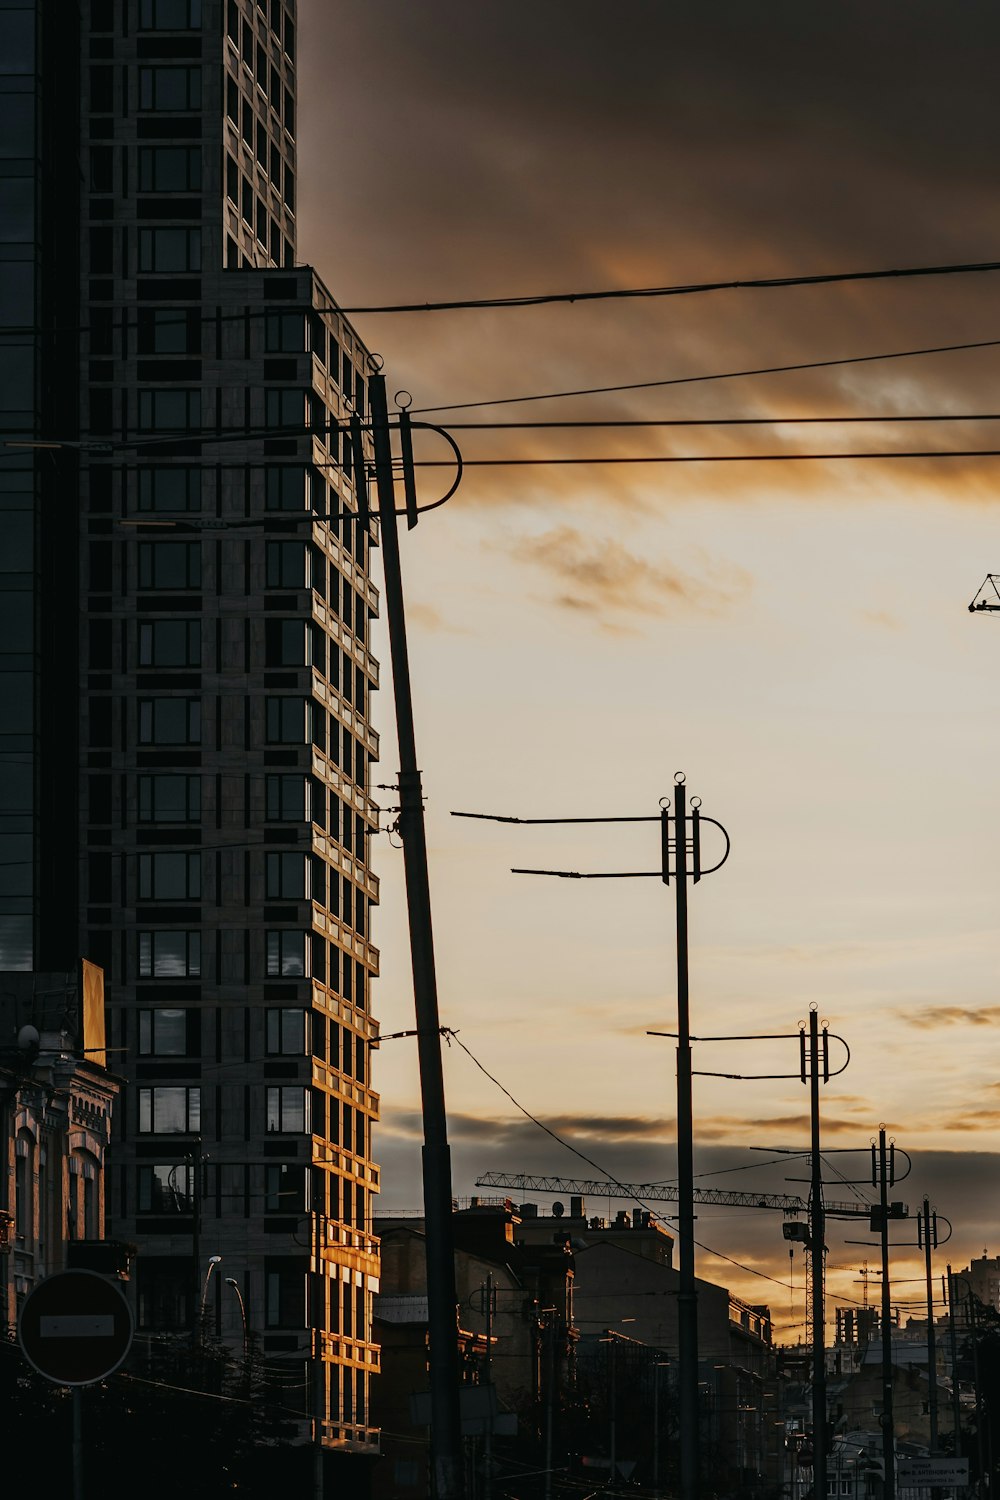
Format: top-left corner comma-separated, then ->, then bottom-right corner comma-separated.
444,1028 -> 797,1292
330,255 -> 1000,314
409,335 -> 1000,413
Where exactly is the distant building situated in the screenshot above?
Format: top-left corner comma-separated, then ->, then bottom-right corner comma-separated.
372,1203 -> 577,1500
0,963 -> 121,1330
958,1254 -> 1000,1312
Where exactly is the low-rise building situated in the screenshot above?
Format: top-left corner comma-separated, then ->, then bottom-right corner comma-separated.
0,962 -> 120,1330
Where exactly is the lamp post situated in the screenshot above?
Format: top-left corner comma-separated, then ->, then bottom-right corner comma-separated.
225,1277 -> 248,1361
199,1254 -> 222,1328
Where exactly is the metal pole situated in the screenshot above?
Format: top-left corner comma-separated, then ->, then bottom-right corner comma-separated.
671,782 -> 699,1500
877,1128 -> 895,1500
967,1288 -> 985,1498
369,372 -> 464,1499
808,1011 -> 828,1500
948,1268 -> 963,1471
609,1335 -> 617,1482
922,1201 -> 939,1451
484,1274 -> 493,1500
314,1211 -> 325,1500
190,1137 -> 202,1340
72,1385 -> 83,1500
544,1316 -> 555,1500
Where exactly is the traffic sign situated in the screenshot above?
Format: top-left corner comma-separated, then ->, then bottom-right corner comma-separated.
897,1458 -> 969,1486
18,1270 -> 133,1385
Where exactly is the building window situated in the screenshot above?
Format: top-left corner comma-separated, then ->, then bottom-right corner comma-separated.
137,1258 -> 191,1329
138,66 -> 203,111
138,851 -> 201,901
265,852 -> 309,900
266,1087 -> 310,1134
265,1163 -> 307,1213
138,619 -> 202,668
139,0 -> 203,27
264,1259 -> 306,1327
137,467 -> 201,512
138,1086 -> 201,1133
266,1008 -> 307,1054
264,312 -> 306,352
138,308 -> 198,355
138,697 -> 201,745
138,227 -> 202,274
138,930 -> 201,978
138,540 -> 201,589
137,389 -> 201,432
265,620 -> 310,667
138,1007 -> 199,1056
266,931 -> 309,978
137,1164 -> 193,1214
265,774 -> 310,822
265,466 -> 309,511
138,146 -> 202,192
265,697 -> 310,744
264,388 -> 307,431
265,540 -> 309,590
138,773 -> 201,823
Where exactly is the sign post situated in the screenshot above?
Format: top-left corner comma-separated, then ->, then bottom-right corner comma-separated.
18,1269 -> 134,1500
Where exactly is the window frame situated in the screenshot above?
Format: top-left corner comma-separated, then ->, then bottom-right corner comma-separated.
138,1086 -> 202,1134
138,930 -> 202,979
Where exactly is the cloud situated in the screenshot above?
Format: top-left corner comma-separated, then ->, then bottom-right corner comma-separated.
904,1005 -> 1000,1029
493,525 -> 751,625
406,601 -> 467,634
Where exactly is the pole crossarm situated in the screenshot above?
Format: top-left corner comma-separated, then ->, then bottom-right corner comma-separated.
473,1170 -> 873,1218
969,573 -> 1000,612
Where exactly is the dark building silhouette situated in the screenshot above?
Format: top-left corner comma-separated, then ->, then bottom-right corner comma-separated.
0,0 -> 381,1469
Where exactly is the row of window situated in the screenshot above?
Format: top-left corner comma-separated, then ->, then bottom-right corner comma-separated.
95,620 -> 368,686
97,773 -> 367,849
137,1084 -> 309,1134
105,539 -> 366,626
104,852 -> 371,922
138,1160 -> 307,1215
138,930 -> 308,980
92,700 -> 369,778
227,0 -> 295,68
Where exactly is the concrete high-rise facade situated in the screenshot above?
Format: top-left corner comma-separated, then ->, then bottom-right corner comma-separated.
0,0 -> 381,1465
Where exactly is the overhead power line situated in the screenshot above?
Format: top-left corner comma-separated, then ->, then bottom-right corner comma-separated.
334,255 -> 1000,315
412,336 -> 1000,413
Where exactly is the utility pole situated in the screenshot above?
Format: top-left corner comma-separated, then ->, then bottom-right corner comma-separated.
369,370 -> 464,1498
875,1128 -> 896,1500
947,1268 -> 962,1460
669,777 -> 700,1500
483,1273 -> 494,1500
455,775 -> 730,1500
803,1009 -> 829,1500
919,1199 -> 941,1452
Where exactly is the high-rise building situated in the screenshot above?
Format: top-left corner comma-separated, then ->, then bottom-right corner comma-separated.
0,0 -> 381,1469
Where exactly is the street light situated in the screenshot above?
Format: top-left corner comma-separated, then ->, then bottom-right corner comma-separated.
199,1255 -> 222,1326
225,1277 -> 248,1361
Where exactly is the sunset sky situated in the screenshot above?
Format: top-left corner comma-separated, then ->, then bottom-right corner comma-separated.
296,1 -> 1000,1332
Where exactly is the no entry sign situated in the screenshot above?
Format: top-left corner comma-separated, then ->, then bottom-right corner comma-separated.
18,1269 -> 133,1385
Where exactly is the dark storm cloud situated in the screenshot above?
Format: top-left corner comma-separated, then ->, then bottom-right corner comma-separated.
298,1 -> 1000,510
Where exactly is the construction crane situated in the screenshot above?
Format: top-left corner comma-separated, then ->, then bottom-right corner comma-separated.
969,575 -> 1000,613
474,1170 -> 884,1220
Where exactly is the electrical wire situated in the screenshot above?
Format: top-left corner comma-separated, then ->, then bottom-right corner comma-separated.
444,1028 -> 797,1292
331,255 -> 1000,315
408,448 -> 1000,466
410,335 -> 1000,413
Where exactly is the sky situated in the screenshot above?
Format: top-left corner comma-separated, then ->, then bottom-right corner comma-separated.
295,1 -> 1000,1334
